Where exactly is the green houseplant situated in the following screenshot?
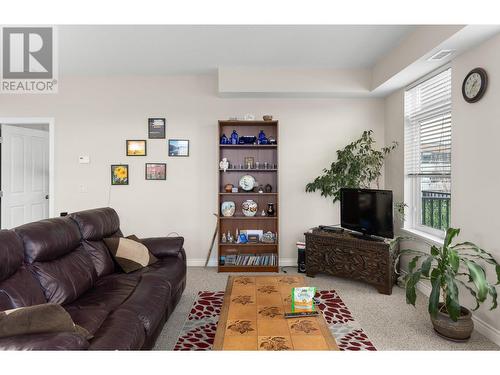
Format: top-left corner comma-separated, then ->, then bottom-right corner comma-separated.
397,228 -> 500,340
305,130 -> 397,202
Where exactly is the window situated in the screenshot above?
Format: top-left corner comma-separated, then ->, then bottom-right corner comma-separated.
404,68 -> 451,237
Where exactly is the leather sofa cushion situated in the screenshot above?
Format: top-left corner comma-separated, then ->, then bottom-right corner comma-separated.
88,309 -> 145,350
70,207 -> 121,241
0,267 -> 47,311
0,230 -> 24,281
138,257 -> 187,297
64,273 -> 138,335
30,246 -> 97,305
0,331 -> 89,350
14,218 -> 82,263
81,240 -> 115,278
118,273 -> 171,335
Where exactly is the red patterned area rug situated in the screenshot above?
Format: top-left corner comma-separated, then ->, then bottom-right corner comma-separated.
173,290 -> 376,351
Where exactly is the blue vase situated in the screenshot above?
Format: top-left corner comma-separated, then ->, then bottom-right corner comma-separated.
230,130 -> 239,145
220,133 -> 228,144
258,130 -> 268,145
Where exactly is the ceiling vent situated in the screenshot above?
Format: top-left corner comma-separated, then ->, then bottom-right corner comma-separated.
427,49 -> 455,61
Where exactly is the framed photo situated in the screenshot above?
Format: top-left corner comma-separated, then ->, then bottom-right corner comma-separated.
145,163 -> 167,180
126,140 -> 147,156
111,164 -> 129,185
148,118 -> 166,139
244,156 -> 254,169
168,139 -> 189,157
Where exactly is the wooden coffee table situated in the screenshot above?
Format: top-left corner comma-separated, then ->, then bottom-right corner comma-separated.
213,275 -> 339,350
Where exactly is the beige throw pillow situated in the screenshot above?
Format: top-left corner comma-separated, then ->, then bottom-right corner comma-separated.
0,303 -> 92,339
104,236 -> 158,273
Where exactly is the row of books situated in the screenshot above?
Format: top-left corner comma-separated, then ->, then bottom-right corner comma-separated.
222,253 -> 277,266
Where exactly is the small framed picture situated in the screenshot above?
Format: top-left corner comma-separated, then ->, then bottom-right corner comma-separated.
145,163 -> 167,180
244,156 -> 254,169
111,164 -> 129,185
148,118 -> 166,139
126,140 -> 147,156
168,139 -> 189,157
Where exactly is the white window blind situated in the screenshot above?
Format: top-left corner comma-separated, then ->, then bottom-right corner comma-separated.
404,68 -> 452,177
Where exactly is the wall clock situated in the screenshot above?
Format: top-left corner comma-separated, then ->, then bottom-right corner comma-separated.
462,68 -> 488,103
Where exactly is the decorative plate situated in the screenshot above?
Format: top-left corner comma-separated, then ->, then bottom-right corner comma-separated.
239,174 -> 256,191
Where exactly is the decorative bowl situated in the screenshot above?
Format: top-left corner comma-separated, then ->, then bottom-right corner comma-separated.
263,115 -> 273,121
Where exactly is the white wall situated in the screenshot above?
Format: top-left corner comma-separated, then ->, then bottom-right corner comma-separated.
0,74 -> 385,264
384,33 -> 500,343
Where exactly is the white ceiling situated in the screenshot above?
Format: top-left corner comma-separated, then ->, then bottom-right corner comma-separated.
58,25 -> 415,75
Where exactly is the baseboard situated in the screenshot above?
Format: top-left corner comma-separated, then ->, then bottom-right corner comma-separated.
400,270 -> 500,346
187,258 -> 297,268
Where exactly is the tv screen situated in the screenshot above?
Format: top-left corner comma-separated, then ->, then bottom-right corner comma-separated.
340,188 -> 394,239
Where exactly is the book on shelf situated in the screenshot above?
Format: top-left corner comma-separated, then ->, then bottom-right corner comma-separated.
222,253 -> 277,266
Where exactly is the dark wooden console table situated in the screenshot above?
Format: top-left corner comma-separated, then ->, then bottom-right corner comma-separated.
304,228 -> 398,295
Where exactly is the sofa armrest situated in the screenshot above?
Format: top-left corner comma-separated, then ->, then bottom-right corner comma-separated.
0,331 -> 89,350
140,237 -> 185,260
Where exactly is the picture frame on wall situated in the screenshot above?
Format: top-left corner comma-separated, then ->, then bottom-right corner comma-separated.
111,164 -> 129,185
168,139 -> 189,157
148,118 -> 166,139
126,140 -> 147,156
145,163 -> 167,180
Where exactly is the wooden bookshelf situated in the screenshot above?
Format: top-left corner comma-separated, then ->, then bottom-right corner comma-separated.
217,120 -> 279,272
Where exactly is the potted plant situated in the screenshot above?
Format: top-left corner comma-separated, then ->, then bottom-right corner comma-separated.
305,130 -> 397,202
397,228 -> 500,341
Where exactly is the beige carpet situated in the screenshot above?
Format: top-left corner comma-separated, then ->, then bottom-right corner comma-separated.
154,267 -> 499,351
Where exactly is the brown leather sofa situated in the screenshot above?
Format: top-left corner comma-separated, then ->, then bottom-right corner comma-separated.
0,207 -> 186,350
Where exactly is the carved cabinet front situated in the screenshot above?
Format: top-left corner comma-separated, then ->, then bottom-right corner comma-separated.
305,229 -> 397,295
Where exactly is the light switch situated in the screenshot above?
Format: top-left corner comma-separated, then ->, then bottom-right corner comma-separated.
79,155 -> 90,164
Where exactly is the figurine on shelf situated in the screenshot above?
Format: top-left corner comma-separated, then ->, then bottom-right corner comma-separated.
238,233 -> 248,244
265,184 -> 273,193
219,158 -> 229,172
257,185 -> 264,194
268,136 -> 277,145
258,130 -> 268,145
220,133 -> 228,144
261,209 -> 266,217
235,228 -> 240,243
221,233 -> 227,243
267,203 -> 276,216
230,130 -> 239,145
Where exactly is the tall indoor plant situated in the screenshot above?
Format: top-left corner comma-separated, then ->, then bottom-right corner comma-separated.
305,130 -> 397,202
397,228 -> 500,340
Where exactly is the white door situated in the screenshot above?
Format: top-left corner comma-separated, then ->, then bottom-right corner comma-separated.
1,125 -> 49,229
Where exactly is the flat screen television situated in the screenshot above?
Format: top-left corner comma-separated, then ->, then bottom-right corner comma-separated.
340,188 -> 394,239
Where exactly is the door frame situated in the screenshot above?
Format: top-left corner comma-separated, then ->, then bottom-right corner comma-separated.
0,117 -> 55,218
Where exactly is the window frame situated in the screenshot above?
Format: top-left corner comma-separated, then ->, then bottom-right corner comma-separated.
404,65 -> 452,239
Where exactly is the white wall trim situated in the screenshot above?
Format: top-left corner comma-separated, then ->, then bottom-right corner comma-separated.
400,270 -> 500,346
0,117 -> 56,219
187,257 -> 297,268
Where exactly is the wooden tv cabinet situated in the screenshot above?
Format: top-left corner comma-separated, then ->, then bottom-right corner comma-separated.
304,228 -> 398,295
